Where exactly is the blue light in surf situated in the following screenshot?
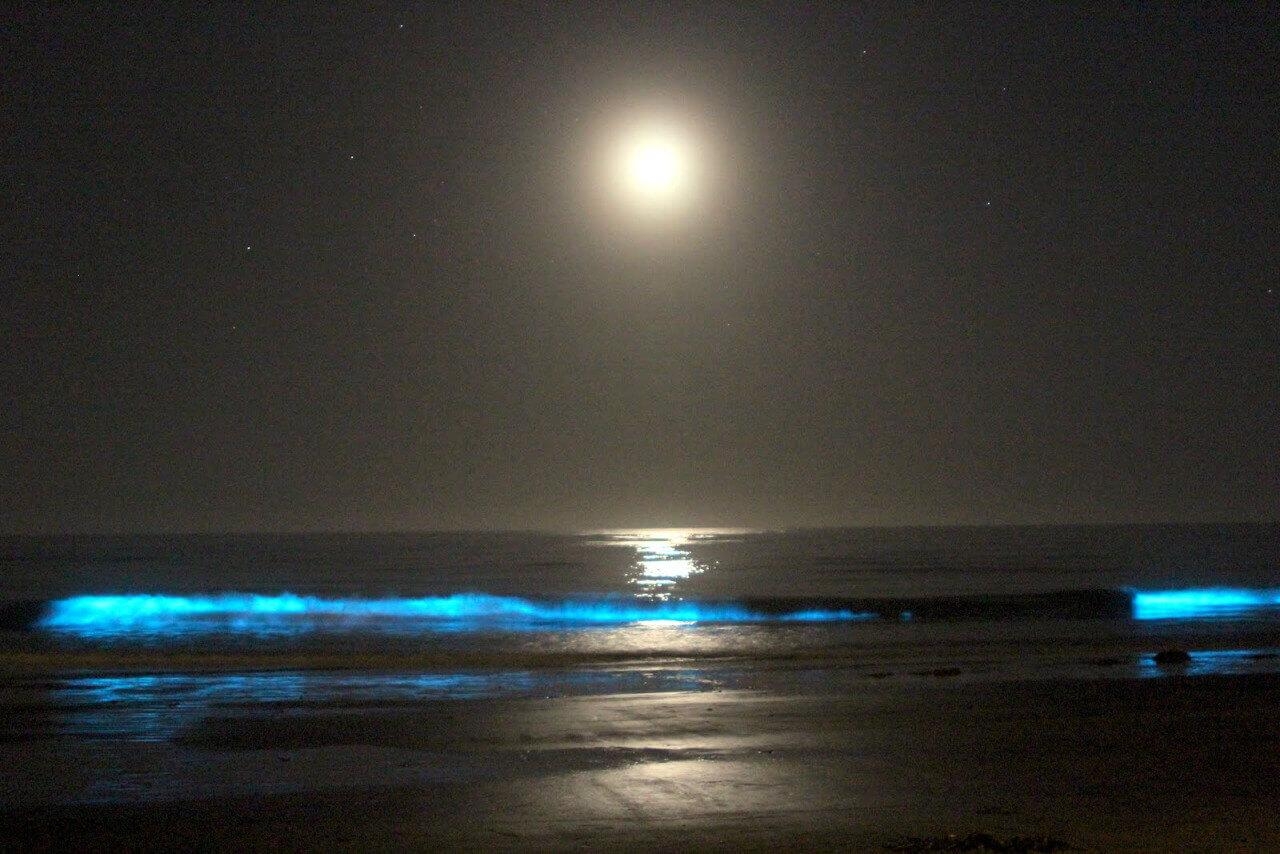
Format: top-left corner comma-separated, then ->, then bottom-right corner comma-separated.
778,609 -> 872,622
1131,588 -> 1280,621
39,593 -> 876,637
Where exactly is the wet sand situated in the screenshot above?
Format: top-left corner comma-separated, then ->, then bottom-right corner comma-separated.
3,670 -> 1280,850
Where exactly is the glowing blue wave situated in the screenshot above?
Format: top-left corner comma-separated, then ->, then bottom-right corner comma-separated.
39,593 -> 876,637
778,609 -> 869,622
1132,588 -> 1280,621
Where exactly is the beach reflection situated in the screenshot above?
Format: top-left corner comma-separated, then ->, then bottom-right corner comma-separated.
54,673 -> 305,741
496,691 -> 843,839
44,668 -> 731,742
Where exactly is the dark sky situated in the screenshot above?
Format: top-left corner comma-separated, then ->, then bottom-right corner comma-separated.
4,3 -> 1278,533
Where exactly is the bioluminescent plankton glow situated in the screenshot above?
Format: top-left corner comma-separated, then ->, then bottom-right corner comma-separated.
38,593 -> 876,638
1131,588 -> 1280,621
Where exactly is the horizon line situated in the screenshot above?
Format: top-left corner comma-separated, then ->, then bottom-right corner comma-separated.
1,519 -> 1276,539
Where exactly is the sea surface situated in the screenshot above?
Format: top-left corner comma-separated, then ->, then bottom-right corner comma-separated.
0,523 -> 1278,752
2,524 -> 1277,678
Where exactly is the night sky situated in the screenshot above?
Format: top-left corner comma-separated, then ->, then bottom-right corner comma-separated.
5,3 -> 1278,533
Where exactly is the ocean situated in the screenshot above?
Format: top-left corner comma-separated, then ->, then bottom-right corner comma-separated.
4,523 -> 1280,837
3,524 -> 1278,685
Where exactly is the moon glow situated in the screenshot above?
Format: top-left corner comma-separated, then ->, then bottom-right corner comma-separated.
579,101 -> 728,241
611,120 -> 698,212
620,129 -> 690,201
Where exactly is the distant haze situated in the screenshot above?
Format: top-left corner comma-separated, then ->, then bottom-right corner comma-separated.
4,4 -> 1277,533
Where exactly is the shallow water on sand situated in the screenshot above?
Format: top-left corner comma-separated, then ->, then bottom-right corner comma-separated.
5,672 -> 1280,851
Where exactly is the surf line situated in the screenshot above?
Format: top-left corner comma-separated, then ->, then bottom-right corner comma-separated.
1130,588 -> 1280,621
38,593 -> 878,634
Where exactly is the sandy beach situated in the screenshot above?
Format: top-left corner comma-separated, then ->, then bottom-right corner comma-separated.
4,666 -> 1279,851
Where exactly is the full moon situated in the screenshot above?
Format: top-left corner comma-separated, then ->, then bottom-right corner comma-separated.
613,122 -> 697,210
581,103 -> 722,235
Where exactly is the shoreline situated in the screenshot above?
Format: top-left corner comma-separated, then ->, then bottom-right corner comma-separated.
4,668 -> 1279,850
5,632 -> 1280,683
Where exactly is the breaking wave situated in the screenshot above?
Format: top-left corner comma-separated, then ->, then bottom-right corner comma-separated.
32,592 -> 871,638
0,587 -> 1276,640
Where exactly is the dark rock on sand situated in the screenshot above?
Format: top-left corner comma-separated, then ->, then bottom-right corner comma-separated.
912,667 -> 963,678
1153,649 -> 1191,666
